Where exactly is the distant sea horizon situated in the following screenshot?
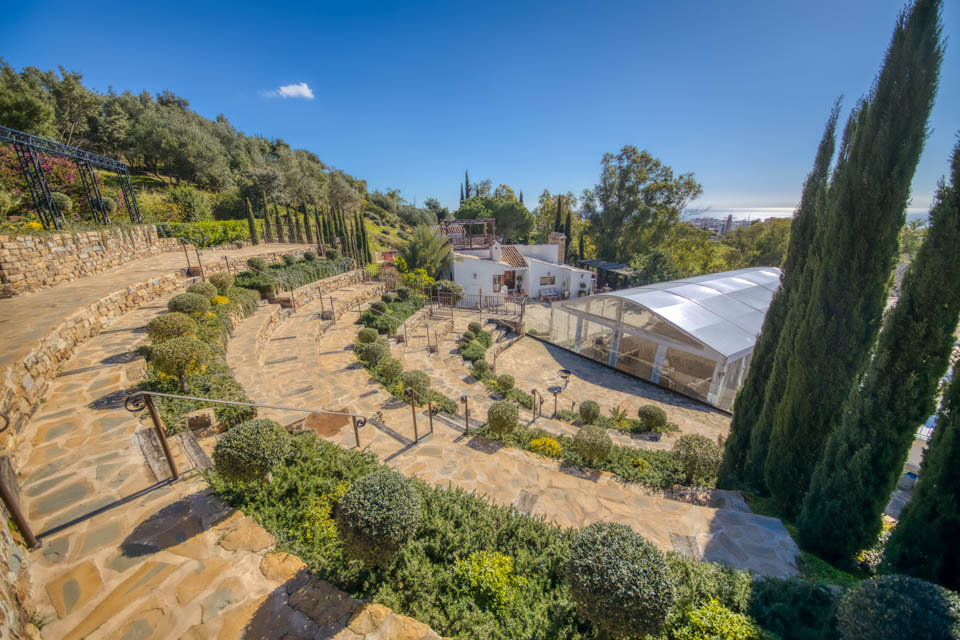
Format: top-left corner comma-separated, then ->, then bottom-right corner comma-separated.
683,207 -> 930,225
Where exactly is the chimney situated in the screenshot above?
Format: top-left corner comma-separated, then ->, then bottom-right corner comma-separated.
547,231 -> 566,264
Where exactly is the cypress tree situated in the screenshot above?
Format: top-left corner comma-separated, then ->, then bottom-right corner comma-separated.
314,206 -> 325,253
302,204 -> 314,245
263,197 -> 274,243
762,0 -> 943,514
721,104 -> 839,485
883,361 -> 960,589
578,230 -> 584,260
245,197 -> 260,245
272,201 -> 285,243
563,210 -> 573,263
460,184 -> 464,203
799,141 -> 960,561
554,195 -> 563,232
519,190 -> 524,205
357,212 -> 372,264
464,170 -> 470,200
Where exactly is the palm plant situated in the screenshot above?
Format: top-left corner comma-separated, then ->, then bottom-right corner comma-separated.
398,224 -> 452,276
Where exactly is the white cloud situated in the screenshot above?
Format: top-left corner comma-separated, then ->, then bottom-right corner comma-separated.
260,82 -> 314,99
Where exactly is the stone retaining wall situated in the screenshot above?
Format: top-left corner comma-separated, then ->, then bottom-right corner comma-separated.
0,274 -> 185,454
288,269 -> 366,310
0,226 -> 181,298
0,499 -> 35,640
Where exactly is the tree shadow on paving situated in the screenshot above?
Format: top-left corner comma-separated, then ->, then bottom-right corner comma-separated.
100,350 -> 143,365
88,387 -> 140,411
465,435 -> 505,454
558,462 -> 602,483
119,490 -> 233,558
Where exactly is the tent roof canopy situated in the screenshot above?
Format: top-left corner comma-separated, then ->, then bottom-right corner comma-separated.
560,267 -> 782,358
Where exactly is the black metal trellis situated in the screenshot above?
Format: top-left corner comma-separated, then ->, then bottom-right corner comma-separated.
0,125 -> 142,229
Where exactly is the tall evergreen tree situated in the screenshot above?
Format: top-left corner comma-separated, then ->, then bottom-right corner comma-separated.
314,206 -> 325,253
883,355 -> 960,589
245,197 -> 260,245
357,212 -> 372,263
519,190 -> 524,205
721,104 -> 840,485
302,204 -> 314,245
578,230 -> 584,260
554,195 -> 563,232
799,141 -> 960,560
762,0 -> 943,514
460,184 -> 464,203
464,170 -> 471,200
563,210 -> 573,263
263,200 -> 274,243
272,202 -> 286,243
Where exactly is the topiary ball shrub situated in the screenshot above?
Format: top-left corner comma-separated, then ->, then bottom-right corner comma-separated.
382,292 -> 396,304
356,328 -> 379,345
376,358 -> 404,385
673,434 -> 721,486
360,342 -> 389,367
497,374 -> 515,392
282,253 -> 297,266
50,192 -> 72,215
208,271 -> 234,294
167,292 -> 211,316
326,248 -> 340,260
578,400 -> 601,425
146,312 -> 198,344
566,521 -> 675,638
574,425 -> 612,464
467,322 -> 482,335
401,371 -> 431,400
487,401 -> 518,436
187,281 -> 218,300
303,251 -> 316,261
212,418 -> 291,483
335,469 -> 422,566
371,301 -> 388,314
247,257 -> 268,271
637,405 -> 669,432
472,359 -> 491,378
460,343 -> 486,363
461,331 -> 476,343
836,575 -> 960,640
396,287 -> 410,301
150,336 -> 214,385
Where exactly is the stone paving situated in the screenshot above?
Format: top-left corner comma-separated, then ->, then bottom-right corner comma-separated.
13,283 -> 447,639
231,299 -> 799,577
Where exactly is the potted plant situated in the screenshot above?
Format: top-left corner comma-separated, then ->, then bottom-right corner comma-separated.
579,282 -> 587,297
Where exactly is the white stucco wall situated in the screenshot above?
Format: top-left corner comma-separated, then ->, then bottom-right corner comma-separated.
516,244 -> 562,264
451,253 -> 507,298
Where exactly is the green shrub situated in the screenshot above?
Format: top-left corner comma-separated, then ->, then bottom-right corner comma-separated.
158,220 -> 249,247
507,387 -> 534,410
150,336 -> 214,386
335,469 -> 421,566
401,371 -> 431,400
468,321 -> 483,335
212,418 -> 291,482
454,550 -> 526,612
146,312 -> 198,343
578,400 -> 601,424
666,551 -> 752,615
326,248 -> 340,260
674,434 -> 722,485
50,192 -> 72,215
836,575 -> 960,640
566,521 -> 675,637
225,286 -> 258,315
462,330 -> 476,343
574,425 -> 612,464
749,578 -> 840,640
432,279 -> 465,304
669,599 -> 772,640
360,342 -> 389,367
396,286 -> 410,301
475,330 -> 492,348
487,401 -> 518,436
460,343 -> 486,363
167,292 -> 211,316
376,358 -> 404,385
637,404 -> 669,431
356,328 -> 379,345
208,271 -> 234,294
382,292 -> 396,303
303,251 -> 316,261
166,184 -> 211,221
247,257 -> 268,271
282,253 -> 297,266
497,374 -> 515,392
371,301 -> 388,314
186,281 -> 218,300
472,359 -> 491,378
101,195 -> 117,212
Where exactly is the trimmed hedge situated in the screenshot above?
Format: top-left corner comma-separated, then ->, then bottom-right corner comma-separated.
401,371 -> 431,400
213,418 -> 291,482
497,374 -> 515,392
187,281 -> 218,299
208,271 -> 234,294
167,292 -> 211,316
150,336 -> 214,385
637,404 -> 669,431
335,469 -> 422,566
157,220 -> 249,247
360,342 -> 389,367
375,358 -> 403,385
566,521 -> 675,637
146,312 -> 198,343
356,328 -> 379,345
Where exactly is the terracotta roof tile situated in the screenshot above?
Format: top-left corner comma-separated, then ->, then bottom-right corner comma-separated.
501,246 -> 527,268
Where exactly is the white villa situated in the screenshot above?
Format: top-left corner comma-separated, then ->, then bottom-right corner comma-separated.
438,219 -> 596,300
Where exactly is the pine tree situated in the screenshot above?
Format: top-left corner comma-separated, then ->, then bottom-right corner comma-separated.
245,197 -> 260,245
799,141 -> 960,561
762,0 -> 943,514
563,211 -> 573,263
464,170 -> 471,200
554,195 -> 563,232
721,104 -> 840,486
883,363 -> 960,589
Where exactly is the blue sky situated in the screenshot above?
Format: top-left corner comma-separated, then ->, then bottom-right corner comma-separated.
2,0 -> 957,214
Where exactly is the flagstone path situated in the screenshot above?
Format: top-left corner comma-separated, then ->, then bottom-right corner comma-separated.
13,282 -> 447,639
230,298 -> 799,578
